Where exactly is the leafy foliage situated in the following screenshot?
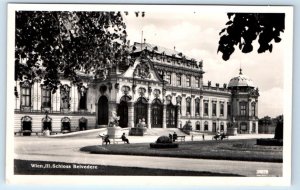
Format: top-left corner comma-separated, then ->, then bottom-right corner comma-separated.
15,11 -> 130,93
274,115 -> 283,140
218,13 -> 285,61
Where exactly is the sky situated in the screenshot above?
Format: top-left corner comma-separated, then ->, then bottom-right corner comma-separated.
124,11 -> 285,118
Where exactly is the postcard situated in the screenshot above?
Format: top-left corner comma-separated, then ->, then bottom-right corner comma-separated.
6,4 -> 293,186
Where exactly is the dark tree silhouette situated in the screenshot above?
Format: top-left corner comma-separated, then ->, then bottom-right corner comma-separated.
15,11 -> 130,94
218,13 -> 285,61
274,115 -> 283,140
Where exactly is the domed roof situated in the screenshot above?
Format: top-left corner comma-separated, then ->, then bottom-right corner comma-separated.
228,69 -> 255,88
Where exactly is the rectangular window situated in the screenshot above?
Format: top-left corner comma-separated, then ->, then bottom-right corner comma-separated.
251,104 -> 256,116
166,73 -> 171,84
21,87 -> 31,107
42,88 -> 51,108
240,102 -> 247,116
204,102 -> 209,116
176,75 -> 181,86
220,103 -> 224,116
195,77 -> 200,88
186,99 -> 191,115
212,102 -> 217,116
186,76 -> 191,87
227,104 -> 231,116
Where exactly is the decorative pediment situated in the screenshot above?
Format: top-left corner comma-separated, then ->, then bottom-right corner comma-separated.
20,80 -> 32,88
134,59 -> 151,79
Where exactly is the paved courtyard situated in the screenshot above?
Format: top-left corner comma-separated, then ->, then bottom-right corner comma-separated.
13,132 -> 282,177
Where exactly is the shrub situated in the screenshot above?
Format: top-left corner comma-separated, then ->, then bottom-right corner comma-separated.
156,136 -> 172,144
257,138 -> 283,146
150,143 -> 179,148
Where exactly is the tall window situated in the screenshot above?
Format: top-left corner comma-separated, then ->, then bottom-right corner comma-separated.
78,86 -> 87,110
186,98 -> 191,115
220,103 -> 224,116
204,102 -> 209,116
227,104 -> 231,116
240,102 -> 247,116
251,102 -> 256,116
176,75 -> 181,86
204,121 -> 209,131
60,85 -> 70,110
165,73 -> 171,84
20,81 -> 31,108
195,77 -> 200,88
212,102 -> 217,116
186,76 -> 191,87
41,86 -> 51,108
195,99 -> 200,115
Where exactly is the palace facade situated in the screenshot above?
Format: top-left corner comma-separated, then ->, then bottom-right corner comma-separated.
14,42 -> 260,135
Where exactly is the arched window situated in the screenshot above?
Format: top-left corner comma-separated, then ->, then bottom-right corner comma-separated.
196,121 -> 201,131
21,116 -> 32,136
78,86 -> 87,110
98,96 -> 109,125
186,97 -> 191,115
61,117 -> 71,132
42,114 -> 52,131
151,98 -> 163,128
134,97 -> 148,126
220,122 -> 224,131
195,98 -> 200,115
118,95 -> 130,128
79,117 -> 87,131
204,121 -> 209,131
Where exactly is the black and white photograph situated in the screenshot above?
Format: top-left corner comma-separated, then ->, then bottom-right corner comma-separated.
6,4 -> 293,186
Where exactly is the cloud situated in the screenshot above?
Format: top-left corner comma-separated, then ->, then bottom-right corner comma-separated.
259,87 -> 284,117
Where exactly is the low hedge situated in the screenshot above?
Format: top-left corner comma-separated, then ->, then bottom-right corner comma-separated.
150,143 -> 179,148
256,138 -> 283,146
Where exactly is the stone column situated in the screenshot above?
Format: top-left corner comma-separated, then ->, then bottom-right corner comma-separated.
128,102 -> 135,128
163,104 -> 167,129
200,96 -> 203,117
177,105 -> 181,128
147,103 -> 151,129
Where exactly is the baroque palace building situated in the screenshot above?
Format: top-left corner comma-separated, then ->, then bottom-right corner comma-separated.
14,42 -> 260,135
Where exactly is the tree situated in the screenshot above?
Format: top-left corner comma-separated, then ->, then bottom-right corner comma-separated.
218,13 -> 285,61
274,115 -> 283,140
15,11 -> 130,94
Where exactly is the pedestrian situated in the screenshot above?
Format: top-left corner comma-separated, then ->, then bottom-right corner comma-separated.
169,133 -> 173,141
202,133 -> 205,141
173,132 -> 178,142
103,135 -> 110,145
121,133 -> 130,144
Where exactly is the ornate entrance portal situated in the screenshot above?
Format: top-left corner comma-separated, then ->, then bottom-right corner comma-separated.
118,96 -> 130,128
151,99 -> 163,128
134,97 -> 148,127
98,96 -> 108,125
166,103 -> 177,128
